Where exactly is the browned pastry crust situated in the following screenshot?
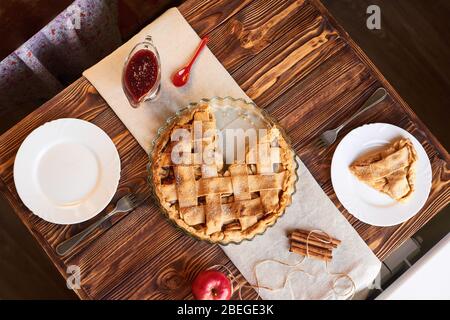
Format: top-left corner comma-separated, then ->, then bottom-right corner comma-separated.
349,138 -> 417,202
151,103 -> 296,243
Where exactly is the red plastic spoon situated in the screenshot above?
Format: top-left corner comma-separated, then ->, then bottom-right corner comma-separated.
172,35 -> 209,87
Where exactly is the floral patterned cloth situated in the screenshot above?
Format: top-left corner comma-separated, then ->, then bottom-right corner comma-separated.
0,0 -> 122,131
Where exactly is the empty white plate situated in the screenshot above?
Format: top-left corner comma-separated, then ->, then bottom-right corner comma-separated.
331,123 -> 432,227
14,118 -> 121,224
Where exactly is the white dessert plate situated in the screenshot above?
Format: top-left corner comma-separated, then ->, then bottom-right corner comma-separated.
14,118 -> 121,224
331,123 -> 432,227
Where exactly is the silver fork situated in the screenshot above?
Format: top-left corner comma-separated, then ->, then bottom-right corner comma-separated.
317,87 -> 388,148
56,194 -> 141,256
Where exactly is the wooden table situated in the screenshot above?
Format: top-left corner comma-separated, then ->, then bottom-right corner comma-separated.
0,0 -> 448,300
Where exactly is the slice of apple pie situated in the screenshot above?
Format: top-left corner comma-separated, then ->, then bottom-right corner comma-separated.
349,138 -> 417,202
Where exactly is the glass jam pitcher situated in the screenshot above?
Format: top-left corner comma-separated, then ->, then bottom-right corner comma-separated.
122,36 -> 161,108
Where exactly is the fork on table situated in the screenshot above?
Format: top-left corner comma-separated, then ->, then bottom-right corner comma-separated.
56,193 -> 143,256
316,87 -> 388,148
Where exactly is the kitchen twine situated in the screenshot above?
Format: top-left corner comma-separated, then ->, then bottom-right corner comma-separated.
208,230 -> 356,300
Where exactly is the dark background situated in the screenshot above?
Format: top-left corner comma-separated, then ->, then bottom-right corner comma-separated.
0,0 -> 448,299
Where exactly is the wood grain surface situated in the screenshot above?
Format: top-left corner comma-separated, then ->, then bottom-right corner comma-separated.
0,0 -> 448,300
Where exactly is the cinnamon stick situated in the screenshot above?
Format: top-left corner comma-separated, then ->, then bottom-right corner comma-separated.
289,245 -> 331,262
290,240 -> 333,257
292,230 -> 341,247
289,233 -> 337,250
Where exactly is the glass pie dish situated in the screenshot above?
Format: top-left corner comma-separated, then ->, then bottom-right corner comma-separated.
147,97 -> 299,244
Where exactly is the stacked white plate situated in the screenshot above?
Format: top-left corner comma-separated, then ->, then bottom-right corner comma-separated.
14,118 -> 121,224
331,123 -> 432,227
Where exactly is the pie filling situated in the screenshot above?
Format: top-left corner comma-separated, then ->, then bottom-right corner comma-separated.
151,104 -> 296,243
349,138 -> 417,202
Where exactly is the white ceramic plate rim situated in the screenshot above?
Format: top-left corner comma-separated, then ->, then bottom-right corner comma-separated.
13,118 -> 121,225
331,123 -> 432,227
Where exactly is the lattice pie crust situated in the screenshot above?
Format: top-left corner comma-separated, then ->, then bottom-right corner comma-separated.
151,104 -> 296,243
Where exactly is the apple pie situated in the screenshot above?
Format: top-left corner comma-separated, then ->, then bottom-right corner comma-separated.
349,138 -> 417,202
150,103 -> 296,243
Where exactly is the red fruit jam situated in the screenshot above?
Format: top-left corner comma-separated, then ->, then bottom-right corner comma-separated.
123,49 -> 158,103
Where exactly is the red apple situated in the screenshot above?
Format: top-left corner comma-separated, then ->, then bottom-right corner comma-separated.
191,270 -> 232,300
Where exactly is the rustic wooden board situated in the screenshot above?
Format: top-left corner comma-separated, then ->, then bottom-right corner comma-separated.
0,0 -> 448,299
